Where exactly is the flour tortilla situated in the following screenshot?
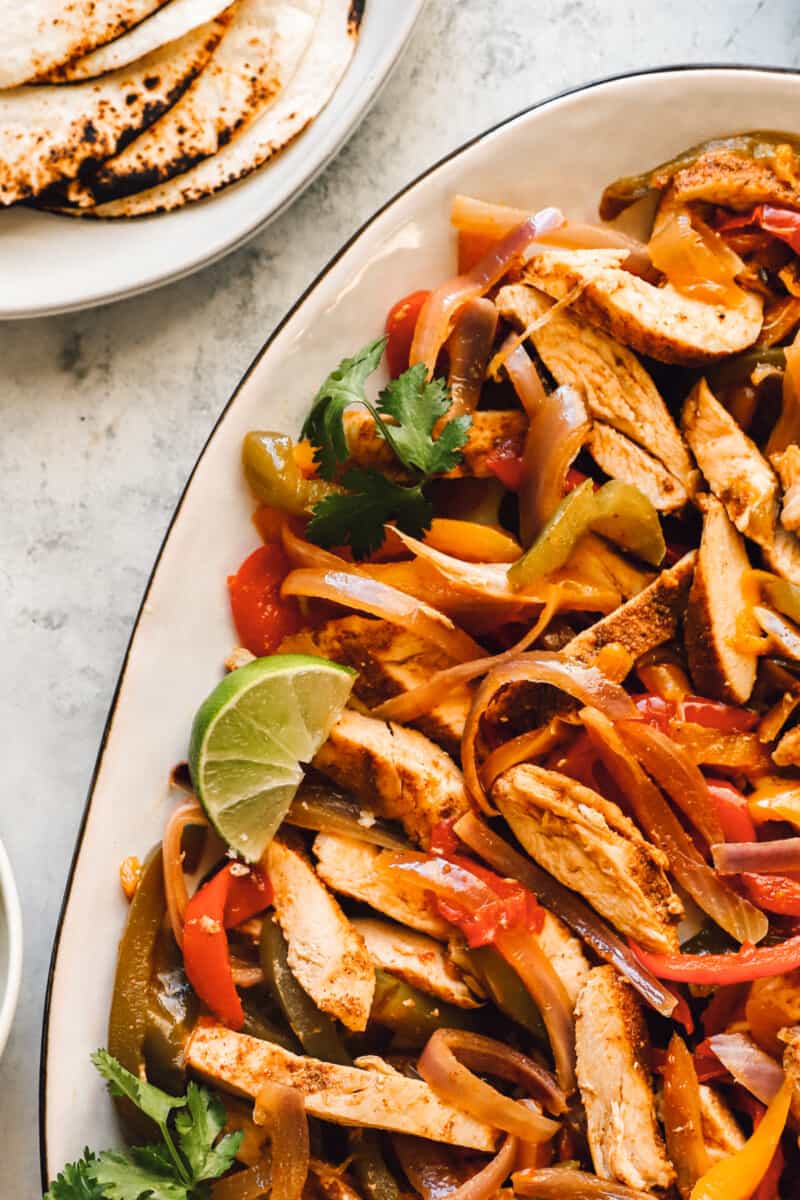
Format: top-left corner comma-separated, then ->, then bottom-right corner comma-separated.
41,0 -> 235,83
86,0 -> 358,216
0,0 -> 171,89
67,0 -> 320,207
0,18 -> 229,206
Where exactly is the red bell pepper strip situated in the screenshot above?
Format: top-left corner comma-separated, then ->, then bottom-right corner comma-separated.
629,934 -> 800,984
742,873 -> 800,916
635,695 -> 759,735
486,444 -> 526,491
429,821 -> 544,948
718,204 -> 800,254
385,290 -> 431,378
228,543 -> 301,657
182,863 -> 272,1030
707,779 -> 758,842
693,1037 -> 731,1083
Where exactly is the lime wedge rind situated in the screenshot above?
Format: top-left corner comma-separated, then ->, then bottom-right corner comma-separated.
189,654 -> 355,862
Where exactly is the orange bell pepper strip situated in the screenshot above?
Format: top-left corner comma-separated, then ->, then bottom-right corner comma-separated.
689,1075 -> 792,1200
182,863 -> 272,1030
423,518 -> 522,564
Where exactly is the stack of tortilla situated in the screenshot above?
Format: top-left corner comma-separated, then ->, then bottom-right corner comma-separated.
0,0 -> 362,216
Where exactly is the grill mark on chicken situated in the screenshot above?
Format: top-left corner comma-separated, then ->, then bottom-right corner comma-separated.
280,616 -> 469,757
496,281 -> 695,489
523,248 -> 763,365
671,148 -> 800,211
685,496 -> 759,704
682,378 -> 778,548
313,709 -> 471,848
492,765 -> 682,953
575,966 -> 675,1192
267,838 -> 374,1032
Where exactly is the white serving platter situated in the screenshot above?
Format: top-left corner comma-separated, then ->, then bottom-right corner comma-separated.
0,836 -> 23,1064
41,63 -> 800,1186
0,0 -> 424,319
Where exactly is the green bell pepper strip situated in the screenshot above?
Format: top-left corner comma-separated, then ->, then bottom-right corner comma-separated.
108,846 -> 167,1140
599,131 -> 800,220
242,431 -> 340,516
465,946 -> 547,1047
369,969 -> 477,1046
260,917 -> 351,1065
508,478 -> 665,590
142,929 -> 199,1094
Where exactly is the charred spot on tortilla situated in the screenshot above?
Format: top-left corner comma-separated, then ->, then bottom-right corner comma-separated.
348,0 -> 366,34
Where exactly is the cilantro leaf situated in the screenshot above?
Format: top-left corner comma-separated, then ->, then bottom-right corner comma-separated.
91,1051 -> 185,1130
301,337 -> 387,479
174,1084 -> 242,1183
91,1150 -> 190,1200
375,366 -> 471,475
45,1150 -> 105,1200
306,468 -> 433,557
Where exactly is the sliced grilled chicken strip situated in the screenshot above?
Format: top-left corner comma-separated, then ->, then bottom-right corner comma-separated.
682,378 -> 778,548
492,764 -> 683,954
575,966 -> 675,1192
281,616 -> 469,757
685,496 -> 759,704
343,407 -> 526,479
765,526 -> 800,587
523,248 -> 763,365
772,445 -> 800,533
564,551 -> 697,673
671,148 -> 800,210
537,911 -> 591,1009
495,281 -> 694,490
266,838 -> 374,1032
698,1085 -> 746,1165
313,709 -> 471,849
352,918 -> 480,1009
313,833 -> 452,940
186,1024 -> 496,1150
589,423 -> 689,513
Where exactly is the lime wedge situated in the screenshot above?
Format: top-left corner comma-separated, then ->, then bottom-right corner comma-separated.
188,654 -> 355,861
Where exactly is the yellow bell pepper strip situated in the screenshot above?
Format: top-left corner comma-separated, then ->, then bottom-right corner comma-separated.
749,777 -> 800,829
242,431 -> 340,516
508,479 -> 665,590
423,518 -> 522,563
689,1075 -> 792,1200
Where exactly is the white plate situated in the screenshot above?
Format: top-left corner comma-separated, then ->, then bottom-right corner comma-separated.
0,837 -> 23,1063
41,64 -> 800,1183
0,1 -> 424,320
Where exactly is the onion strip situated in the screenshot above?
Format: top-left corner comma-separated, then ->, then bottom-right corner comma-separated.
371,587 -> 565,725
253,1081 -> 309,1200
581,707 -> 768,945
711,837 -> 800,876
281,568 -> 484,662
708,1033 -> 785,1105
163,800 -> 209,947
453,812 -> 678,1019
211,1157 -> 271,1200
410,209 -> 565,376
512,1167 -> 655,1199
447,298 -> 499,417
461,654 -> 640,811
418,1029 -> 562,1140
619,719 -> 725,847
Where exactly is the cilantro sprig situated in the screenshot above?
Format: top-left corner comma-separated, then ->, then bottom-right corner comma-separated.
301,339 -> 471,557
44,1052 -> 242,1200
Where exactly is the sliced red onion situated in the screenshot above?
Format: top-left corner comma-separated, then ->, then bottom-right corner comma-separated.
712,837 -> 800,876
395,1132 -> 519,1200
502,338 -> 547,419
512,1168 -> 656,1199
410,209 -> 565,376
519,385 -> 591,545
253,1081 -> 309,1200
447,299 -> 499,417
708,1032 -> 785,1105
418,1028 -> 562,1141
